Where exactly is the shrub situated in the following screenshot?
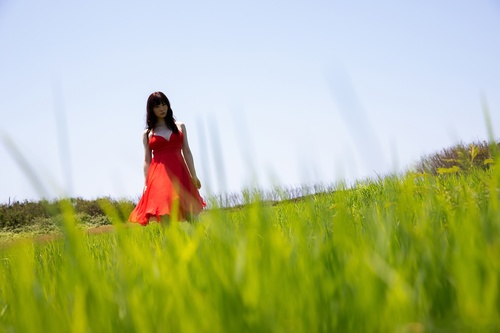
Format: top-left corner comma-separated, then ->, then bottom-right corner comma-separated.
0,199 -> 57,229
415,140 -> 499,175
71,197 -> 105,217
0,197 -> 135,231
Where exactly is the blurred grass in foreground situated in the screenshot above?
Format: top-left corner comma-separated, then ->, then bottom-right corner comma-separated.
0,160 -> 499,332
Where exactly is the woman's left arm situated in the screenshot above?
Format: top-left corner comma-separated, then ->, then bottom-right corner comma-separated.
180,123 -> 202,189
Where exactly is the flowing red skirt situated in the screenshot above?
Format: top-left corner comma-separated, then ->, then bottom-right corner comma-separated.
128,133 -> 205,225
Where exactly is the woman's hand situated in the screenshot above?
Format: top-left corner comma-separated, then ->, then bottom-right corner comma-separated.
192,176 -> 202,189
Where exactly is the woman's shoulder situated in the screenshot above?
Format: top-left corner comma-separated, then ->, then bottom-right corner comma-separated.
175,121 -> 186,131
143,129 -> 152,141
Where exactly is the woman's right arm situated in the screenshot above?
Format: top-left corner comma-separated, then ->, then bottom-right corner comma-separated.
143,131 -> 152,184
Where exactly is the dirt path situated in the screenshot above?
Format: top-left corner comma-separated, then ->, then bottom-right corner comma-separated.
0,224 -> 146,249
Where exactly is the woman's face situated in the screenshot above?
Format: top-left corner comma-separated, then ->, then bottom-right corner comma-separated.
153,102 -> 168,118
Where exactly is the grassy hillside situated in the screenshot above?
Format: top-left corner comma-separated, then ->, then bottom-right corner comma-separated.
0,161 -> 499,331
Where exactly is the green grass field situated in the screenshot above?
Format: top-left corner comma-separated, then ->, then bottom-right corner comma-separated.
1,163 -> 499,332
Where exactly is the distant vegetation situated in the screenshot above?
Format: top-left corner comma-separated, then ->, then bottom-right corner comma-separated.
415,140 -> 499,175
0,197 -> 134,237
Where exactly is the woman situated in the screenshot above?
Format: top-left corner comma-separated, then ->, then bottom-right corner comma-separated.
128,91 -> 205,224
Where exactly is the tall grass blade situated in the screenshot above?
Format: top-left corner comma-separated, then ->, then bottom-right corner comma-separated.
0,132 -> 49,199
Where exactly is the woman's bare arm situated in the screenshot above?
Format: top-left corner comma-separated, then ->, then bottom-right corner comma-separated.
143,130 -> 152,184
179,123 -> 202,189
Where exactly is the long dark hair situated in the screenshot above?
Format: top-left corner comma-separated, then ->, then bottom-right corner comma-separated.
146,91 -> 179,134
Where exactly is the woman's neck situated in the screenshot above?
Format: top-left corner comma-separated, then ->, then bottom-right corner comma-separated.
155,118 -> 167,127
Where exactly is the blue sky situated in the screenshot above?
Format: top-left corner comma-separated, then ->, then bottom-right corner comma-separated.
1,0 -> 499,203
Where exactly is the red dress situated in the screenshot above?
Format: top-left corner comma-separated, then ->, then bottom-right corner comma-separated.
128,130 -> 206,225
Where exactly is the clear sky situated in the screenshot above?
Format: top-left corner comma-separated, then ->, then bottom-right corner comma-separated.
1,0 -> 499,204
